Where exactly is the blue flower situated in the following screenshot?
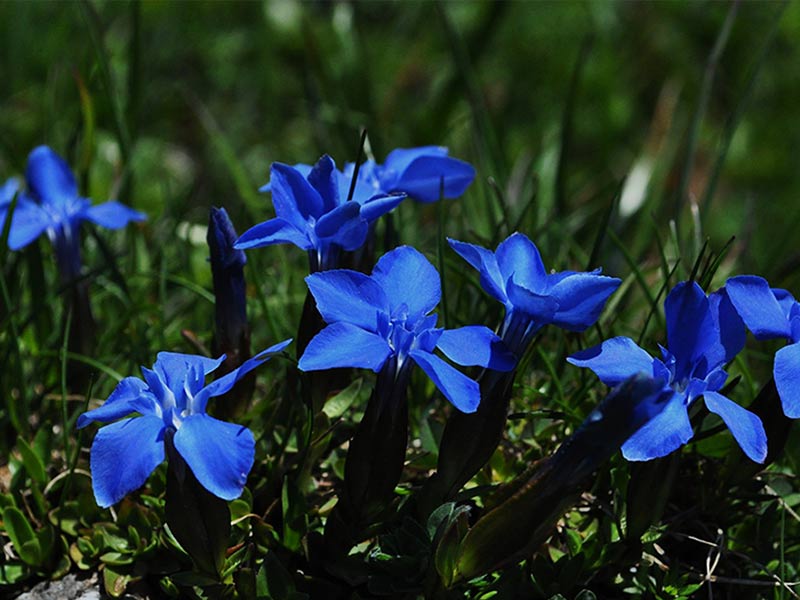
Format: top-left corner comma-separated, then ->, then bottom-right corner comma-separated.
567,281 -> 767,463
3,146 -> 145,280
448,233 -> 622,358
724,275 -> 800,418
297,246 -> 514,413
77,340 -> 291,508
356,146 -> 476,203
234,154 -> 405,271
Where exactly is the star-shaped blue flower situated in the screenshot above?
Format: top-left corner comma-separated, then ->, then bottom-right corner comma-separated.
234,154 -> 405,271
297,246 -> 514,413
3,147 -> 145,278
447,232 -> 622,358
724,275 -> 800,418
77,340 -> 291,508
567,281 -> 767,463
355,146 -> 476,203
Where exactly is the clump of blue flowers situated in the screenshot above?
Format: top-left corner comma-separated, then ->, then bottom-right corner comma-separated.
2,146 -> 145,282
235,154 -> 405,271
568,281 -> 767,463
356,145 -> 476,203
298,245 -> 514,412
77,341 -> 290,507
724,275 -> 800,418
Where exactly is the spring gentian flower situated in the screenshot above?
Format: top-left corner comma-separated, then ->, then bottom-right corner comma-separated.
724,275 -> 800,418
297,246 -> 514,413
448,233 -> 621,359
77,340 -> 291,507
5,146 -> 145,281
568,281 -> 767,463
355,146 -> 476,203
235,155 -> 405,271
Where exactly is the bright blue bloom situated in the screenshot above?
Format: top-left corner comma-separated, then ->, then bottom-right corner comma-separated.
77,340 -> 291,508
448,233 -> 622,359
568,281 -> 767,463
2,146 -> 145,280
724,275 -> 800,418
208,207 -> 249,360
235,155 -> 405,271
297,246 -> 514,413
356,146 -> 476,203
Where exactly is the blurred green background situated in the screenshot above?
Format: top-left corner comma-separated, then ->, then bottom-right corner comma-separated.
2,0 -> 797,263
1,0 -> 799,357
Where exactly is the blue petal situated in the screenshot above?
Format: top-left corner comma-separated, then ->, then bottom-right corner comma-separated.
505,279 -> 559,321
410,349 -> 480,413
77,377 -> 157,428
153,353 -> 226,398
314,201 -> 369,251
234,217 -> 311,251
82,201 -> 146,229
621,392 -> 693,461
724,275 -> 791,340
307,155 -> 340,212
706,289 -> 745,366
775,341 -> 800,418
306,269 -> 387,331
298,322 -> 392,372
90,416 -> 165,507
703,391 -> 767,463
0,178 -> 20,207
546,271 -> 621,331
664,281 -> 716,378
173,414 -> 254,500
383,146 -> 449,176
270,162 -> 324,226
567,337 -> 657,386
372,246 -> 441,322
436,326 -> 516,371
25,146 -> 78,205
393,155 -> 476,202
358,192 -> 406,222
447,238 -> 507,303
6,200 -> 52,250
773,288 -> 797,320
259,163 -> 313,193
496,233 -> 547,294
192,339 -> 291,413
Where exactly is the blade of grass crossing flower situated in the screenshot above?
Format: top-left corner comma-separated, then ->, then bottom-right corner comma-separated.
346,129 -> 368,202
438,177 -> 449,329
